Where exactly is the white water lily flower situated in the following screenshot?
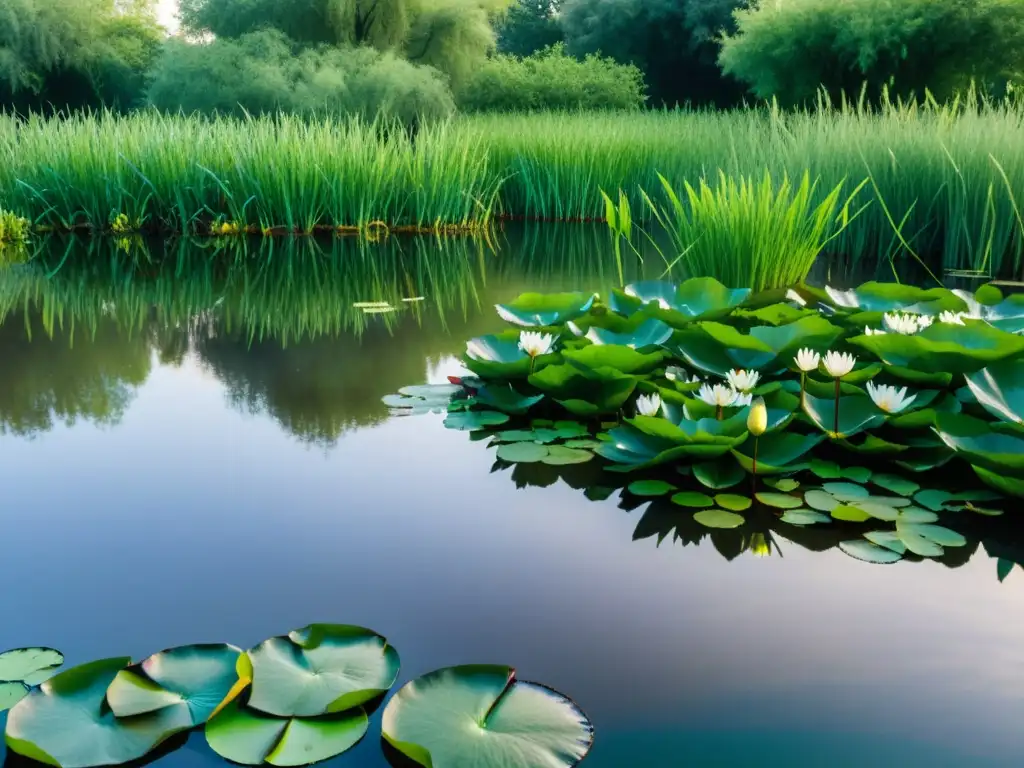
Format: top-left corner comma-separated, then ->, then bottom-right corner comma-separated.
867,381 -> 917,414
726,369 -> 760,393
865,326 -> 887,336
939,310 -> 967,325
883,312 -> 924,335
698,383 -> 740,408
635,393 -> 663,417
734,392 -> 753,407
795,348 -> 821,372
823,351 -> 857,378
518,331 -> 555,358
917,314 -> 934,329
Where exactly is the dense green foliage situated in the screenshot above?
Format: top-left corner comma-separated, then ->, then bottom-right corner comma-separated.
496,0 -> 562,56
720,0 -> 1024,105
0,0 -> 163,111
148,30 -> 455,121
458,44 -> 645,111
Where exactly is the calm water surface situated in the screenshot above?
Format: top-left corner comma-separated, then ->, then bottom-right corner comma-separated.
0,229 -> 1022,767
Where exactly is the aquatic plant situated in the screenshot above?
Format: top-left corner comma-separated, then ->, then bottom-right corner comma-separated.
386,277 -> 1024,567
2,625 -> 592,767
0,209 -> 31,245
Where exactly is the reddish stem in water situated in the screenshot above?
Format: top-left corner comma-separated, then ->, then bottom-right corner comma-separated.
480,668 -> 518,729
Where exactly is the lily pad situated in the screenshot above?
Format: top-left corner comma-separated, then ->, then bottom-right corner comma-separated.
6,657 -> 193,768
716,494 -> 752,511
473,384 -> 545,415
693,509 -> 746,529
765,478 -> 800,492
831,505 -> 872,522
896,522 -> 966,548
755,492 -> 802,509
731,432 -> 824,475
780,510 -> 831,525
0,648 -> 64,685
871,474 -> 920,497
692,458 -> 746,489
850,321 -> 1024,374
838,540 -> 903,564
495,292 -> 596,327
541,446 -> 594,465
864,531 -> 907,554
809,459 -> 842,479
913,489 -> 954,512
585,318 -> 674,349
496,442 -> 550,463
627,480 -> 677,497
246,625 -> 400,718
840,466 -> 873,484
443,411 -> 510,432
381,665 -> 593,768
855,503 -> 899,522
893,527 -> 944,557
0,681 -> 29,712
822,482 -> 869,501
106,644 -> 244,726
205,696 -> 367,766
802,393 -> 887,439
671,491 -> 714,508
804,490 -> 839,512
895,507 -> 940,524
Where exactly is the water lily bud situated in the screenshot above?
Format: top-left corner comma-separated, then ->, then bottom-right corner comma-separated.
747,396 -> 768,437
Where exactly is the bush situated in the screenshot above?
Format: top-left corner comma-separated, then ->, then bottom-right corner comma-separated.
457,44 -> 646,111
146,30 -> 456,123
720,0 -> 1024,105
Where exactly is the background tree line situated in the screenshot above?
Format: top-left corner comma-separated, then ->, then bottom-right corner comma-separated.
2,0 -> 1023,120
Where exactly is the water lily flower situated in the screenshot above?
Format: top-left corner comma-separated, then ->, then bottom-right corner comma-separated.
866,381 -> 917,414
748,532 -> 771,558
822,351 -> 857,379
939,311 -> 967,325
635,393 -> 663,418
734,392 -> 753,407
883,312 -> 925,335
794,348 -> 821,372
698,383 -> 740,408
785,289 -> 807,307
747,397 -> 768,437
865,327 -> 887,336
726,369 -> 760,393
917,314 -> 934,329
518,331 -> 555,358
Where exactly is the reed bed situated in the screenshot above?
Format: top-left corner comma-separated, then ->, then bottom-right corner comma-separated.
2,95 -> 1024,274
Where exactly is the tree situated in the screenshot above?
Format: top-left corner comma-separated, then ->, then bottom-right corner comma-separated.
179,0 -> 514,91
558,0 -> 749,107
497,0 -> 563,56
0,0 -> 163,111
719,0 -> 1024,105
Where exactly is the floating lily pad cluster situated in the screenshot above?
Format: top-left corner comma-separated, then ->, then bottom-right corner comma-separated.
385,278 -> 1024,575
3,626 -> 592,768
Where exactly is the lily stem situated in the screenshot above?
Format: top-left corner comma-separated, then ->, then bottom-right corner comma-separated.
716,405 -> 723,421
529,356 -> 536,375
799,372 -> 806,408
752,436 -> 759,494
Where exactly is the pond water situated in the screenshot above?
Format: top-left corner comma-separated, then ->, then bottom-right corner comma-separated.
0,228 -> 1022,767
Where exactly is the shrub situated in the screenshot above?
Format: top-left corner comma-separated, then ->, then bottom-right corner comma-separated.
457,44 -> 646,111
146,30 -> 455,123
720,0 -> 1024,105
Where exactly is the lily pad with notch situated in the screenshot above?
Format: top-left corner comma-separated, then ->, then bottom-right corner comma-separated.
495,292 -> 596,328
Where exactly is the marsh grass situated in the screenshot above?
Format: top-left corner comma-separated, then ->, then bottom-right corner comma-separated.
2,92 -> 1024,273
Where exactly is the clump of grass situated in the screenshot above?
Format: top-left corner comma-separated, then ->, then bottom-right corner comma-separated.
0,209 -> 31,245
612,170 -> 868,291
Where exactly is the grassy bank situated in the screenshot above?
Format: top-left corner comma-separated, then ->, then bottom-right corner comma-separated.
2,97 -> 1024,273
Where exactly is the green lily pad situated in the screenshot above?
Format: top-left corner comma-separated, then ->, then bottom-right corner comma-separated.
804,490 -> 839,512
443,411 -> 510,432
809,459 -> 842,479
965,361 -> 1024,425
464,335 -> 532,378
562,345 -> 664,375
755,492 -> 802,509
864,531 -> 907,554
531,364 -> 639,415
896,522 -> 966,548
802,393 -> 887,439
893,527 -> 944,557
850,321 -> 1024,374
824,282 -> 964,314
106,644 -> 243,726
246,625 -> 400,718
731,432 -> 824,475
855,503 -> 899,522
952,288 -> 1024,333
495,292 -> 596,327
205,696 -> 367,766
822,482 -> 869,501
693,509 -> 746,529
0,648 -> 64,685
541,446 -> 594,465
780,510 -> 831,525
6,657 -> 193,768
627,480 -> 677,497
473,384 -> 545,415
913,489 -> 954,511
585,318 -> 674,349
838,540 -> 903,564
716,494 -> 752,511
832,505 -> 872,522
973,465 -> 1024,499
381,665 -> 593,768
765,478 -> 800,492
935,412 -> 1024,477
692,458 -> 746,489
871,474 -> 920,497
564,438 -> 603,449
671,491 -> 714,508
496,442 -> 550,463
840,466 -> 873,483
0,681 -> 29,712
895,507 -> 939,524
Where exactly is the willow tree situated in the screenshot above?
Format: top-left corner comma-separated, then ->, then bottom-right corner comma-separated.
179,0 -> 513,89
